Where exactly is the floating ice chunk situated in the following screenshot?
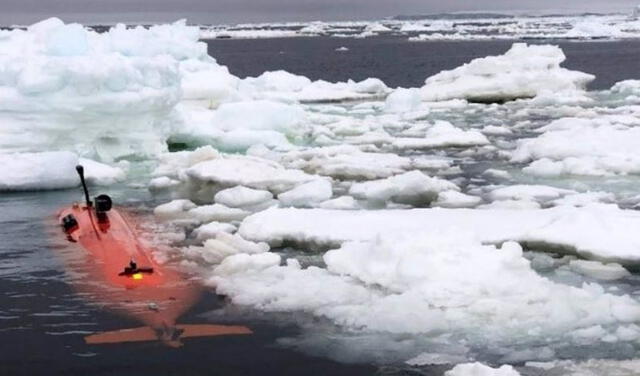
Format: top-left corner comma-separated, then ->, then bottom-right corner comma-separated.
192,221 -> 237,241
488,185 -> 575,202
281,145 -> 412,180
348,171 -> 458,206
214,229 -> 640,355
406,352 -> 469,366
318,196 -> 359,210
335,46 -> 349,52
446,363 -> 520,376
152,146 -> 220,179
364,22 -> 391,33
187,154 -> 317,194
278,179 -> 333,207
183,233 -> 268,265
242,70 -> 312,92
551,192 -> 615,207
610,79 -> 640,96
213,252 -> 282,278
187,204 -> 250,223
212,100 -> 307,135
434,190 -> 482,208
393,121 -> 489,149
568,260 -> 631,281
239,205 -> 640,264
240,72 -> 388,103
0,19 -> 208,161
211,252 -> 373,311
513,118 -> 640,176
78,158 -> 126,186
0,151 -> 78,191
420,43 -> 594,102
214,186 -> 274,208
483,169 -> 511,180
180,59 -> 241,104
154,199 -> 197,221
530,359 -> 640,376
384,88 -> 422,113
46,22 -> 89,56
149,176 -> 181,190
565,20 -> 626,39
0,151 -> 123,191
481,125 -> 513,136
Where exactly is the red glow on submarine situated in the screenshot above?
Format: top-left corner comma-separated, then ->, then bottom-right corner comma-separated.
57,165 -> 251,346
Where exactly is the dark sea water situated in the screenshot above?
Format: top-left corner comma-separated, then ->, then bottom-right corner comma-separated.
207,36 -> 640,90
1,36 -> 640,376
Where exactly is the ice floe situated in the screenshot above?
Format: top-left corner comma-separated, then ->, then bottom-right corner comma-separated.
446,363 -> 520,376
0,151 -> 124,191
513,117 -> 640,176
239,206 -> 640,264
420,43 -> 594,102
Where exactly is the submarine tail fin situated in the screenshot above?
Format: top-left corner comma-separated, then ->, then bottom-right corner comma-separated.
84,324 -> 252,345
85,326 -> 157,345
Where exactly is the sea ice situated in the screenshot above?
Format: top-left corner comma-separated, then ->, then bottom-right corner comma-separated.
277,179 -> 333,207
446,363 -> 521,376
420,43 -> 594,102
392,121 -> 489,149
513,117 -> 640,176
214,186 -> 274,208
348,171 -> 458,206
239,205 -> 640,264
0,151 -> 124,191
280,145 -> 412,180
211,230 -> 640,360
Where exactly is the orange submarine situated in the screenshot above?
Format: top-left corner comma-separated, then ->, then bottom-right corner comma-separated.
57,165 -> 251,347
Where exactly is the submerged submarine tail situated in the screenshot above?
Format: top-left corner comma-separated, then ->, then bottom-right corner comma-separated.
85,324 -> 252,346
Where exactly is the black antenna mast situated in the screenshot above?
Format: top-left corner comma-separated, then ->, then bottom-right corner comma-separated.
76,165 -> 92,207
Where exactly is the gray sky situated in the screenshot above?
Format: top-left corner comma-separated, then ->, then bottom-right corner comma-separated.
0,0 -> 636,25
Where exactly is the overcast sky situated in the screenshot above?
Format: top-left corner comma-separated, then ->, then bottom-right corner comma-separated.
0,0 -> 637,25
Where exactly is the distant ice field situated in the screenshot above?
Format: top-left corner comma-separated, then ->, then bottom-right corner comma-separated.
206,36 -> 640,90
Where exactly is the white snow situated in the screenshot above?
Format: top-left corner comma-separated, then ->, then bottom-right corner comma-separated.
0,151 -> 124,191
565,20 -> 627,39
392,121 -> 489,149
187,204 -> 251,223
192,221 -> 237,241
446,363 -> 521,376
153,199 -> 197,221
349,171 -> 458,206
567,260 -> 631,281
277,179 -> 333,207
0,18 -> 197,161
239,205 -> 640,264
214,186 -> 274,208
211,229 -> 640,358
384,88 -> 422,113
420,43 -> 594,102
280,145 -> 412,180
0,151 -> 78,191
513,117 -> 640,176
186,155 -> 317,194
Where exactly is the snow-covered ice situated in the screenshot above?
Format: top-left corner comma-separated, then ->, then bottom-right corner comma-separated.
0,151 -> 124,191
239,206 -> 640,264
446,363 -> 521,376
420,43 -> 594,102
